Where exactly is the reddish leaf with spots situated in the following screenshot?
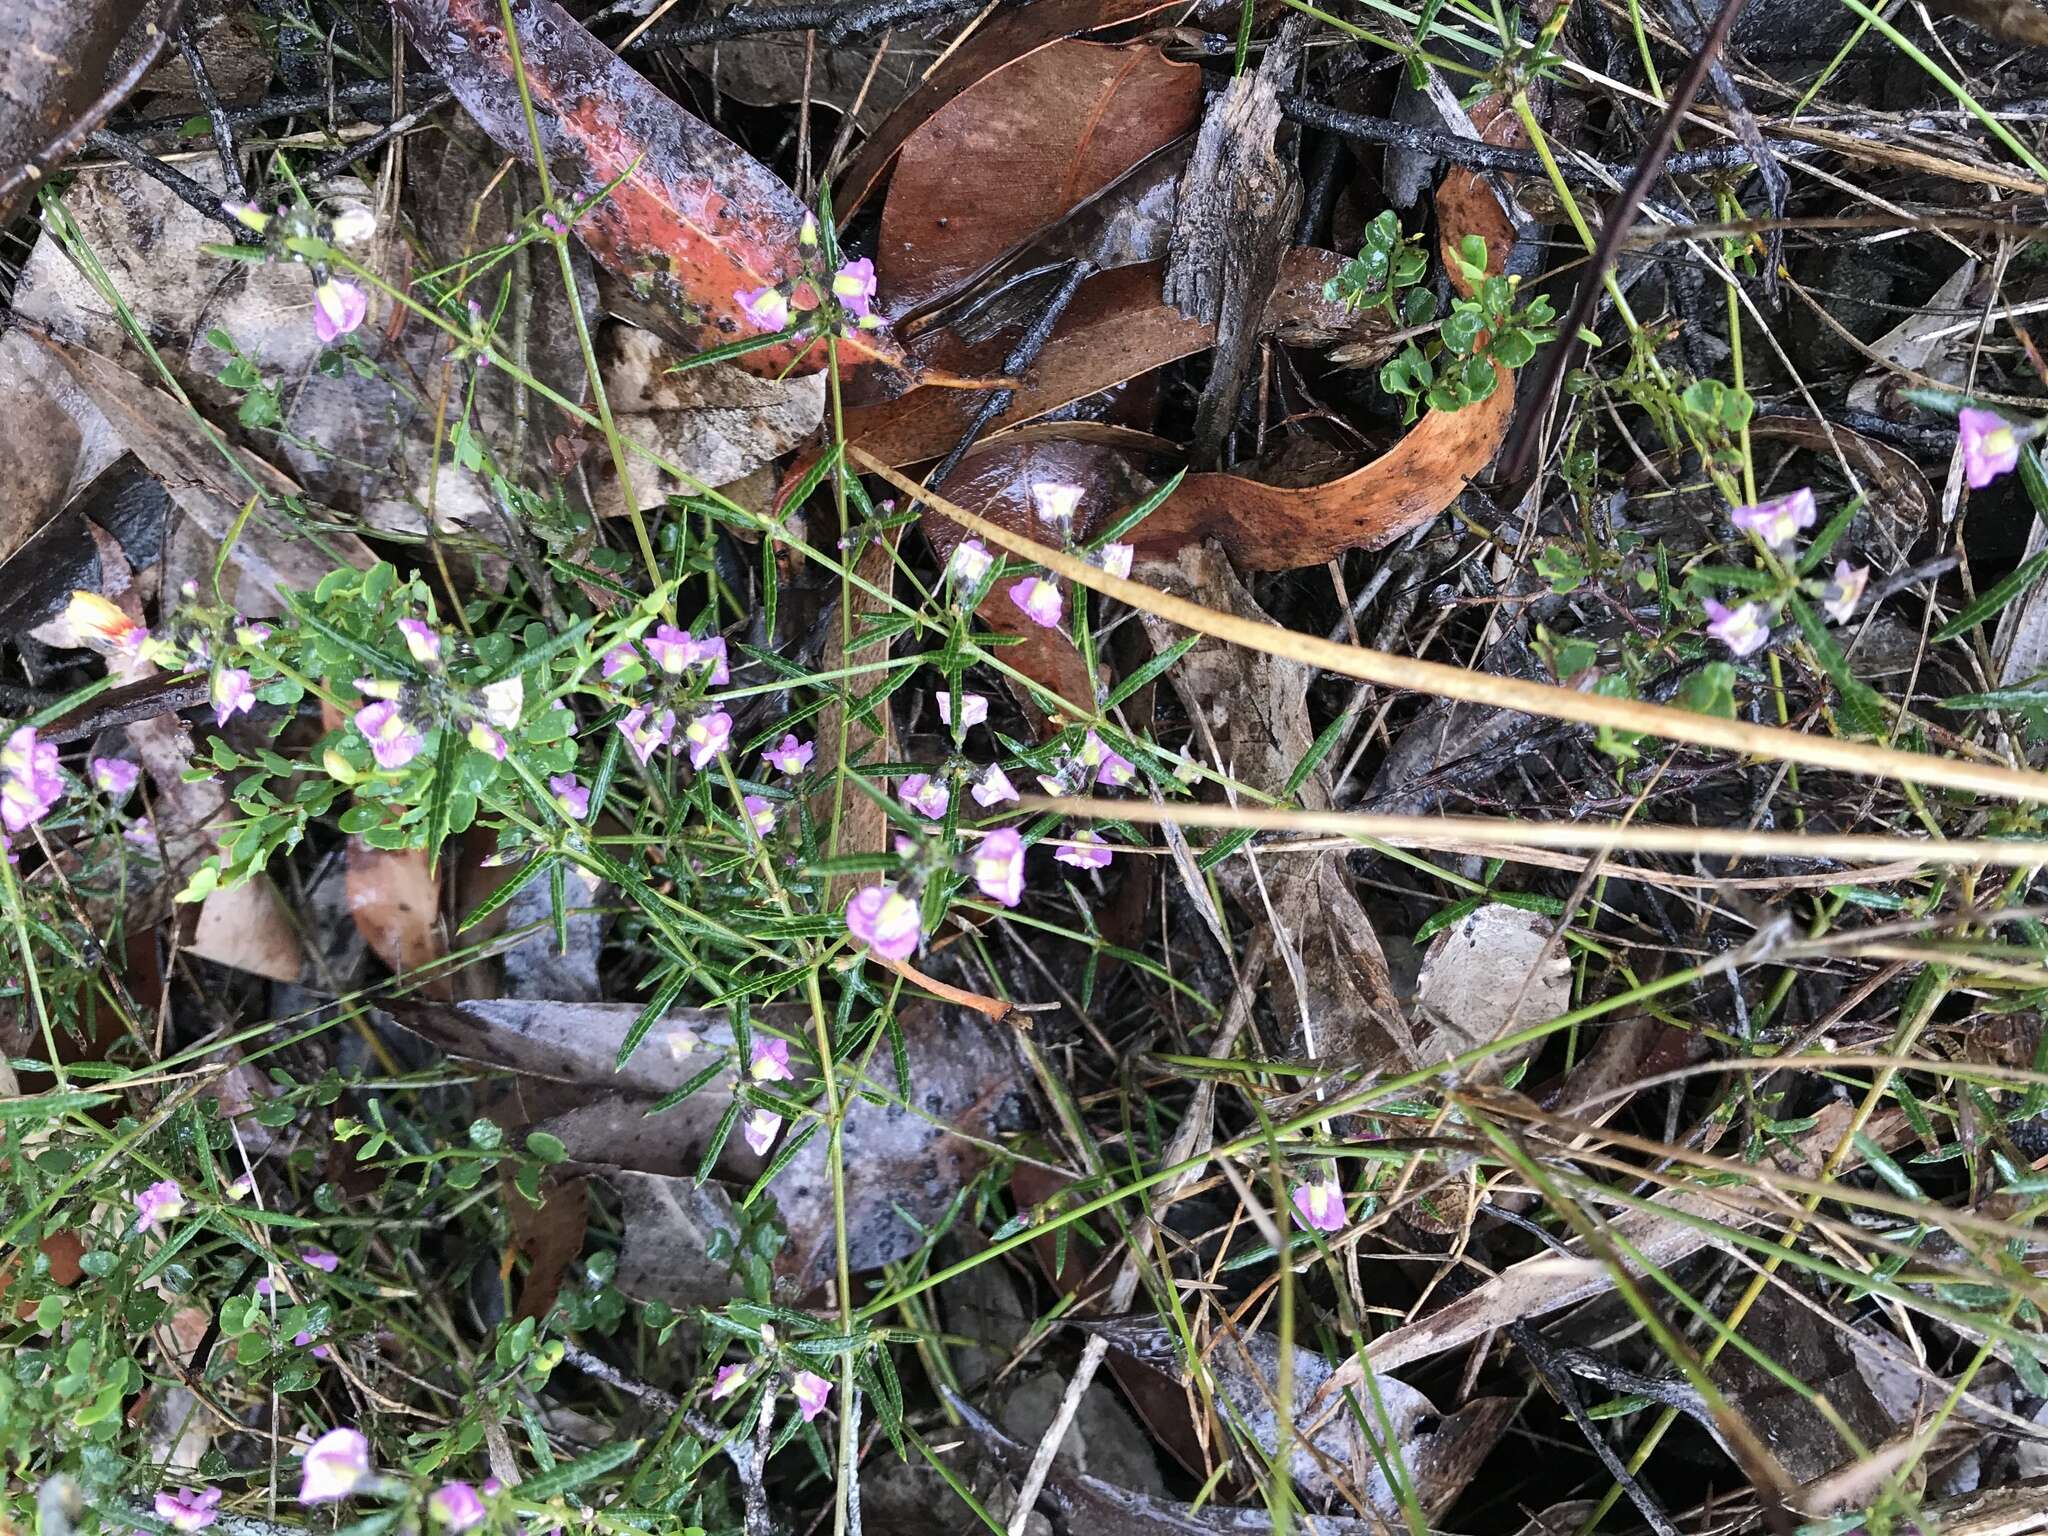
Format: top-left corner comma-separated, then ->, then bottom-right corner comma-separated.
389,0 -> 908,380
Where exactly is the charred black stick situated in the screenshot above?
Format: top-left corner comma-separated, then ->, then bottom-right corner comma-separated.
119,79 -> 401,135
1511,1323 -> 1684,1536
176,22 -> 248,201
928,258 -> 1093,487
625,0 -> 981,50
1668,0 -> 1787,300
85,128 -> 233,225
299,89 -> 454,186
1280,94 -> 1787,185
1501,0 -> 1753,481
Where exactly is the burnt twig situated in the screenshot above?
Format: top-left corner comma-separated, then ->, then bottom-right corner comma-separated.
300,88 -> 455,186
1667,0 -> 1787,301
84,128 -> 233,225
1501,0 -> 1754,481
1511,1323 -> 1684,1536
624,0 -> 981,51
928,259 -> 1093,487
175,21 -> 248,201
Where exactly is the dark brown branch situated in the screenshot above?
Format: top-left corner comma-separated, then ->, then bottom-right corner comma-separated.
85,128 -> 233,225
624,0 -> 982,51
176,20 -> 248,202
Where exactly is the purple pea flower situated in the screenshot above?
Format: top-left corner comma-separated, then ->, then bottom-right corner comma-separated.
643,624 -> 696,674
91,757 -> 139,799
830,258 -> 876,318
212,668 -> 255,727
947,539 -> 993,590
683,711 -> 733,769
1031,481 -> 1083,532
1702,598 -> 1770,659
1009,577 -> 1063,629
134,1179 -> 185,1233
1,727 -> 63,834
300,1248 -> 340,1272
742,794 -> 777,836
354,700 -> 425,770
711,1363 -> 748,1400
735,285 -> 791,332
1960,406 -> 2022,489
763,735 -> 814,775
971,764 -> 1019,807
1729,487 -> 1816,550
1080,731 -> 1135,789
298,1426 -> 371,1503
619,706 -> 677,765
937,691 -> 988,729
155,1488 -> 222,1532
749,1037 -> 793,1081
1054,831 -> 1113,869
792,1370 -> 832,1421
550,774 -> 590,822
898,773 -> 950,821
428,1483 -> 487,1531
742,1106 -> 782,1157
396,618 -> 442,670
845,883 -> 921,960
1290,1176 -> 1345,1233
1096,543 -> 1134,579
973,828 -> 1026,908
311,279 -> 369,344
1823,561 -> 1870,625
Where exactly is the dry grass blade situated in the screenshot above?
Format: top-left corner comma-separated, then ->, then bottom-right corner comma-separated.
1027,797 -> 2048,867
852,450 -> 2048,803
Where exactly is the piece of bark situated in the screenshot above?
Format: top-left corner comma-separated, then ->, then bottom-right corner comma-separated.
1163,21 -> 1304,466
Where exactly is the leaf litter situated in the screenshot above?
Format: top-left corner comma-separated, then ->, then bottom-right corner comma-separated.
3,0 -> 2048,1530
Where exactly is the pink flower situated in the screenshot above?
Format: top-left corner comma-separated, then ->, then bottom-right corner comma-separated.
742,794 -> 777,836
1290,1176 -> 1345,1233
541,211 -> 569,236
1030,481 -> 1083,532
601,644 -> 640,681
937,691 -> 988,729
1960,406 -> 2022,489
830,258 -> 876,317
971,764 -> 1019,807
311,278 -> 369,343
1823,561 -> 1869,625
764,735 -> 813,775
550,774 -> 589,821
1703,598 -> 1770,659
134,1178 -> 185,1233
695,636 -> 731,684
428,1483 -> 487,1531
973,829 -> 1025,908
792,1370 -> 832,1421
1,727 -> 63,834
711,1363 -> 748,1400
396,618 -> 442,669
1096,543 -> 1134,579
155,1488 -> 222,1532
255,1276 -> 274,1297
300,1248 -> 340,1272
736,285 -> 791,332
749,1038 -> 793,1081
1009,577 -> 1063,629
1080,731 -> 1135,789
212,668 -> 255,727
742,1106 -> 782,1156
91,757 -> 139,799
898,774 -> 949,821
683,711 -> 733,769
1729,487 -> 1816,550
619,705 -> 677,765
1054,831 -> 1112,869
643,623 -> 695,674
947,539 -> 993,589
845,883 -> 921,960
354,700 -> 425,770
298,1426 -> 371,1502
468,723 -> 508,760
